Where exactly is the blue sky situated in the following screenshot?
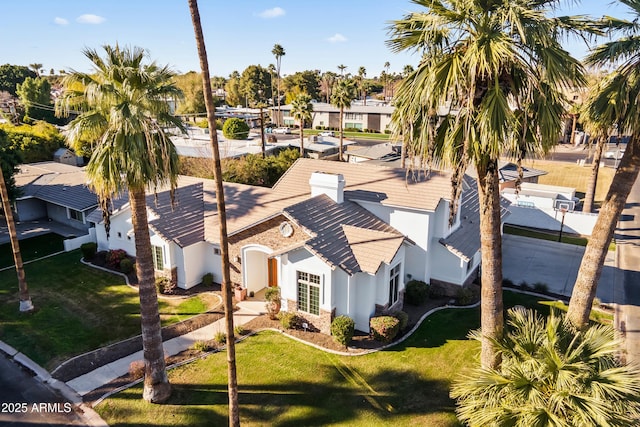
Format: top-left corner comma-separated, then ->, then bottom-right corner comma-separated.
0,1 -> 631,78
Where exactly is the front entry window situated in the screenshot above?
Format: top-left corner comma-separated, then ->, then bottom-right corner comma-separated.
389,263 -> 401,305
297,271 -> 320,315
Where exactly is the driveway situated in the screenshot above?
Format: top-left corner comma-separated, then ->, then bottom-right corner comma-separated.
502,234 -> 619,303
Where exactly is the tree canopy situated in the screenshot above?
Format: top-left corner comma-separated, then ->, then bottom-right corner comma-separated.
0,64 -> 36,96
0,129 -> 21,202
222,117 -> 250,140
16,77 -> 58,123
239,65 -> 272,107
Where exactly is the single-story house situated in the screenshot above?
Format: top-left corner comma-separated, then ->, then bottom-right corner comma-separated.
88,159 -> 507,334
13,162 -> 98,232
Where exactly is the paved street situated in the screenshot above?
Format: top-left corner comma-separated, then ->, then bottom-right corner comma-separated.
0,352 -> 87,426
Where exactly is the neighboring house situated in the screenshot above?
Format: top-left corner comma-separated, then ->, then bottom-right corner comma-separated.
53,148 -> 84,167
277,102 -> 395,133
346,143 -> 400,163
13,162 -> 97,232
88,159 -> 505,334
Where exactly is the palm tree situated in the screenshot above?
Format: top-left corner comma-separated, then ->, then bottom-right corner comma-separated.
188,1 -> 240,424
337,64 -> 347,77
59,45 -> 183,403
568,1 -> 640,328
382,61 -> 390,99
29,63 -> 42,77
402,64 -> 414,78
0,141 -> 33,312
320,71 -> 337,103
388,0 -> 585,369
291,93 -> 312,157
331,79 -> 356,161
357,66 -> 367,105
452,307 -> 640,426
272,44 -> 285,127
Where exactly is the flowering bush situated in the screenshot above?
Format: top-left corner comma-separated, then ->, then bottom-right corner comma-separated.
106,249 -> 128,269
370,316 -> 400,343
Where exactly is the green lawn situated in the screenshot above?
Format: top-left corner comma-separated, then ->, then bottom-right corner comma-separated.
0,233 -> 65,268
96,292 -> 554,426
0,250 -> 218,369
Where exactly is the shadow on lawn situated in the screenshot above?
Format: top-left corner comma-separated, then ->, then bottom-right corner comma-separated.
110,369 -> 454,426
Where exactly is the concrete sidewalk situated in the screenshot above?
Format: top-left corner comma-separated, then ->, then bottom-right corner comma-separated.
66,299 -> 266,398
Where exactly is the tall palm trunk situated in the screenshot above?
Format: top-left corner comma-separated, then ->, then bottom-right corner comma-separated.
187,1 -> 240,425
129,188 -> 171,403
583,135 -> 606,214
0,171 -> 33,312
476,160 -> 504,370
568,136 -> 640,329
339,106 -> 344,161
299,119 -> 305,158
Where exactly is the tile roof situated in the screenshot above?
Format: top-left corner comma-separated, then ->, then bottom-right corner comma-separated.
147,182 -> 204,248
16,162 -> 98,211
342,225 -> 405,274
439,176 -> 511,261
273,158 -> 453,212
284,195 -> 406,275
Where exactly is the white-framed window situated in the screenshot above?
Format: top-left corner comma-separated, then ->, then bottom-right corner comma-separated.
297,271 -> 320,316
152,245 -> 164,271
389,263 -> 401,305
345,112 -> 363,120
69,208 -> 83,222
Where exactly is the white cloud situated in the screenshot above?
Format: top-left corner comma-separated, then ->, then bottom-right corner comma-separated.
76,14 -> 106,24
54,17 -> 69,26
258,7 -> 285,19
327,33 -> 347,43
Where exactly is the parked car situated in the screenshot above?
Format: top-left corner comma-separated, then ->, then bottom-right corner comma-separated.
273,127 -> 291,134
604,145 -> 626,159
319,131 -> 335,137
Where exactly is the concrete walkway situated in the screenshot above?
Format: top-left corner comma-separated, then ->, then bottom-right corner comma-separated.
66,298 -> 266,398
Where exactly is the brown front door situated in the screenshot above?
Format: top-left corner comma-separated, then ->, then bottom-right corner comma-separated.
268,258 -> 278,287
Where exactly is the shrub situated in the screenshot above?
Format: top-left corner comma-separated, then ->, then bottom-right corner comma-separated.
519,280 -> 531,291
370,316 -> 400,343
119,258 -> 134,274
234,325 -> 246,336
278,311 -> 300,329
533,282 -> 549,293
106,249 -> 127,269
155,277 -> 174,295
405,280 -> 429,305
222,117 -> 250,140
129,360 -> 145,379
456,287 -> 477,305
331,315 -> 355,347
80,242 -> 97,260
202,273 -> 214,286
392,310 -> 409,331
192,341 -> 211,352
214,331 -> 227,344
503,278 -> 515,288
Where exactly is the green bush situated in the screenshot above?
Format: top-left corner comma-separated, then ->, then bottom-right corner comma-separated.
278,311 -> 300,329
0,122 -> 65,162
119,258 -> 134,274
192,340 -> 211,352
214,331 -> 227,344
202,273 -> 214,286
370,316 -> 400,343
392,310 -> 409,331
222,117 -> 250,140
533,282 -> 549,293
405,280 -> 429,305
234,325 -> 246,336
456,287 -> 478,305
80,242 -> 97,260
331,315 -> 355,347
